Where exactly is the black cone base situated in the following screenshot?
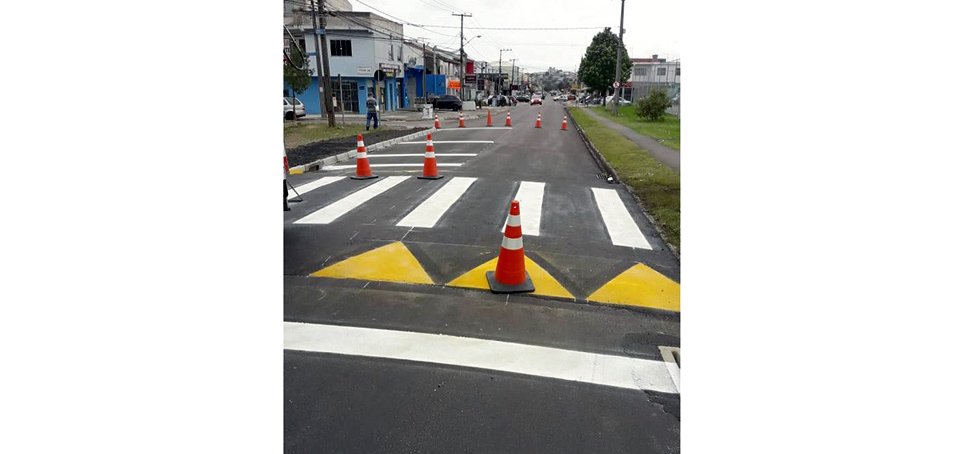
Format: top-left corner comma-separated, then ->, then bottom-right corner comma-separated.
417,175 -> 444,180
485,271 -> 535,294
350,175 -> 379,180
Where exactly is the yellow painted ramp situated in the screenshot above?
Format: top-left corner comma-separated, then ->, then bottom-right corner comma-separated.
310,242 -> 434,285
447,256 -> 574,300
587,263 -> 680,312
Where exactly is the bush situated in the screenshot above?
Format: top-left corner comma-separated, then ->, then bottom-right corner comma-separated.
635,89 -> 672,121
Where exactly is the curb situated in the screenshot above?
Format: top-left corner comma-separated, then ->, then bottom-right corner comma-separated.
288,127 -> 435,174
567,107 -> 680,259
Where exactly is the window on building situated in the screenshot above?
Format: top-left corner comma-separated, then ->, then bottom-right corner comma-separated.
330,39 -> 352,57
298,38 -> 306,52
657,67 -> 667,76
331,80 -> 359,113
634,67 -> 647,76
675,67 -> 681,76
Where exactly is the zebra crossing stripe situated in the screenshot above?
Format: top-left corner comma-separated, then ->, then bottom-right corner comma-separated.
288,176 -> 345,200
591,188 -> 652,249
397,177 -> 478,228
294,176 -> 409,224
502,181 -> 545,236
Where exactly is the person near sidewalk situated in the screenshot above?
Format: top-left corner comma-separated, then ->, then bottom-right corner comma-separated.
365,92 -> 379,130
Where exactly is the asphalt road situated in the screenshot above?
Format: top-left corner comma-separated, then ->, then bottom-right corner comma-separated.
284,98 -> 681,453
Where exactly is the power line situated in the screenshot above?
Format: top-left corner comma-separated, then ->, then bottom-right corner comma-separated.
412,25 -> 608,30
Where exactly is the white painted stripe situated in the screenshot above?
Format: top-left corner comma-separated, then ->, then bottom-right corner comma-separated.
294,176 -> 408,224
501,236 -> 523,250
321,163 -> 464,170
396,177 -> 478,228
501,181 -> 545,236
658,346 -> 681,394
363,153 -> 476,158
283,322 -> 678,394
287,176 -> 345,200
591,187 -> 652,249
400,140 -> 495,144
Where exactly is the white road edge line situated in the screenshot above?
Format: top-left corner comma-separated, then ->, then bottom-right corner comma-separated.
591,187 -> 652,249
283,321 -> 679,394
435,127 -> 509,131
399,140 -> 494,144
287,176 -> 345,201
294,176 -> 408,224
397,177 -> 478,228
321,163 -> 464,170
501,181 -> 544,236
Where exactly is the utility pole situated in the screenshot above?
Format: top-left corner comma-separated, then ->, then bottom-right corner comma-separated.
510,59 -> 517,94
612,0 -> 626,115
498,48 -> 510,96
452,12 -> 472,101
311,0 -> 336,126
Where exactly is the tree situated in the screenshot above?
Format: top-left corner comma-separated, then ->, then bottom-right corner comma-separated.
578,28 -> 632,102
284,48 -> 312,121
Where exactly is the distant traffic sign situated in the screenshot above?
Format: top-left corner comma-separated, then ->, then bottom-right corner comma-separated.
613,81 -> 620,88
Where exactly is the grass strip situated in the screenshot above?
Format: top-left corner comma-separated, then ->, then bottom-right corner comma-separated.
571,107 -> 680,250
591,105 -> 680,151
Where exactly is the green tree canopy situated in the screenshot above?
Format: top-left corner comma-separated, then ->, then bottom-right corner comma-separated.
284,48 -> 312,98
578,28 -> 632,96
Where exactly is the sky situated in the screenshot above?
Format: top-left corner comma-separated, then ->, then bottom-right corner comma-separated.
344,0 -> 679,72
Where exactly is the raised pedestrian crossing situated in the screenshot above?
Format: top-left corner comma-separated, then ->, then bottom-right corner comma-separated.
287,175 -> 655,250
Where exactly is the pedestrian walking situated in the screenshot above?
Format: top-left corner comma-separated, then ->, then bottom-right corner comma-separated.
365,91 -> 379,130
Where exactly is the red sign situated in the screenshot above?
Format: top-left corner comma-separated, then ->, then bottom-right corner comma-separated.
447,78 -> 461,89
466,60 -> 476,74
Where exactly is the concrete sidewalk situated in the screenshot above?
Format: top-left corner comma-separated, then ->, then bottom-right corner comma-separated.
583,107 -> 680,173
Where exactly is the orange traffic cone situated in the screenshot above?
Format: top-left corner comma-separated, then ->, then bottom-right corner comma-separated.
486,200 -> 534,293
505,111 -> 512,127
434,114 -> 441,129
350,134 -> 378,180
534,113 -> 542,128
418,133 -> 443,180
486,110 -> 493,127
560,115 -> 568,130
458,112 -> 465,128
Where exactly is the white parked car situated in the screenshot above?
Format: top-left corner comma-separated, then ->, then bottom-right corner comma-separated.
284,97 -> 306,120
606,95 -> 632,106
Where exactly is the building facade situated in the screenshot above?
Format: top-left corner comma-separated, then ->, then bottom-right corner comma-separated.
630,55 -> 680,102
284,2 -> 465,115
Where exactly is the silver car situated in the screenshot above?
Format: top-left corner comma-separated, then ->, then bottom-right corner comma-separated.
284,97 -> 306,120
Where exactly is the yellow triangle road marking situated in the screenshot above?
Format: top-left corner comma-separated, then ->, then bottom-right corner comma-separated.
310,242 -> 434,285
587,263 -> 680,312
446,256 -> 574,300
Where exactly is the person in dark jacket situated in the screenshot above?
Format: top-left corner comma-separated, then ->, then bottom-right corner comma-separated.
365,92 -> 379,130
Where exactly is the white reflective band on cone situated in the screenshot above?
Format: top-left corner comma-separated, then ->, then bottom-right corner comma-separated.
358,152 -> 367,158
506,215 -> 521,227
501,236 -> 523,250
425,152 -> 435,158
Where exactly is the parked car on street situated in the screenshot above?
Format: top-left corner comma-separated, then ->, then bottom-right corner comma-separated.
433,94 -> 463,111
530,94 -> 542,105
486,95 -> 512,107
284,97 -> 306,120
516,94 -> 531,102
